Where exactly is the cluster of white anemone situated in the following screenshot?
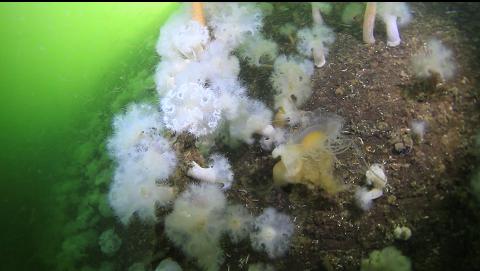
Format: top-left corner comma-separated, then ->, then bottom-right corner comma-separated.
154,4 -> 297,270
105,2 -> 425,269
105,4 -> 298,271
107,103 -> 178,225
156,4 -> 273,141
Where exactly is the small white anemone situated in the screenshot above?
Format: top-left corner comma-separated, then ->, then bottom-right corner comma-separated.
238,34 -> 278,66
250,208 -> 294,259
248,263 -> 275,271
225,204 -> 253,243
155,258 -> 182,271
297,24 -> 335,67
227,97 -> 273,144
355,164 -> 388,211
260,126 -> 286,151
410,120 -> 427,141
365,164 -> 387,189
121,133 -> 177,183
156,10 -> 210,61
411,39 -> 456,81
107,103 -> 163,162
206,3 -> 263,49
108,167 -> 177,224
187,154 -> 234,190
271,55 -> 314,110
175,40 -> 241,90
98,229 -> 122,256
355,187 -> 384,211
154,59 -> 191,97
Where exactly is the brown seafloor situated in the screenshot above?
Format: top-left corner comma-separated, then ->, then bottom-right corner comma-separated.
129,3 -> 480,271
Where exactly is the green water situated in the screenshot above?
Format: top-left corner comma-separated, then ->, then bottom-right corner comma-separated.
0,3 -> 178,270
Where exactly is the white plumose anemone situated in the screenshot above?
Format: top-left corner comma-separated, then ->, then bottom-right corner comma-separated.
164,183 -> 226,271
206,3 -> 263,49
107,103 -> 178,224
411,38 -> 456,81
271,55 -> 314,110
238,34 -> 278,66
154,59 -> 191,97
108,166 -> 177,224
107,103 -> 163,162
161,82 -> 223,137
156,11 -> 210,61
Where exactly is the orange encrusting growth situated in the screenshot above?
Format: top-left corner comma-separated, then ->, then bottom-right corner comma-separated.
192,2 -> 206,26
273,130 -> 344,195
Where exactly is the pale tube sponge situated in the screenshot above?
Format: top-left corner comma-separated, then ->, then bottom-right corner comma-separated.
187,154 -> 234,190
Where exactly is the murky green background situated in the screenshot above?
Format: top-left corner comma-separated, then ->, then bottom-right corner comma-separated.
0,3 -> 178,269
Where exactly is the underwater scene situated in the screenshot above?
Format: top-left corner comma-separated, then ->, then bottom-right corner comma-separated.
1,2 -> 480,271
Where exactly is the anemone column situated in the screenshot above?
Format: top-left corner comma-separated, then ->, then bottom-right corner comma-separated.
311,3 -> 327,67
363,2 -> 377,44
384,14 -> 401,46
